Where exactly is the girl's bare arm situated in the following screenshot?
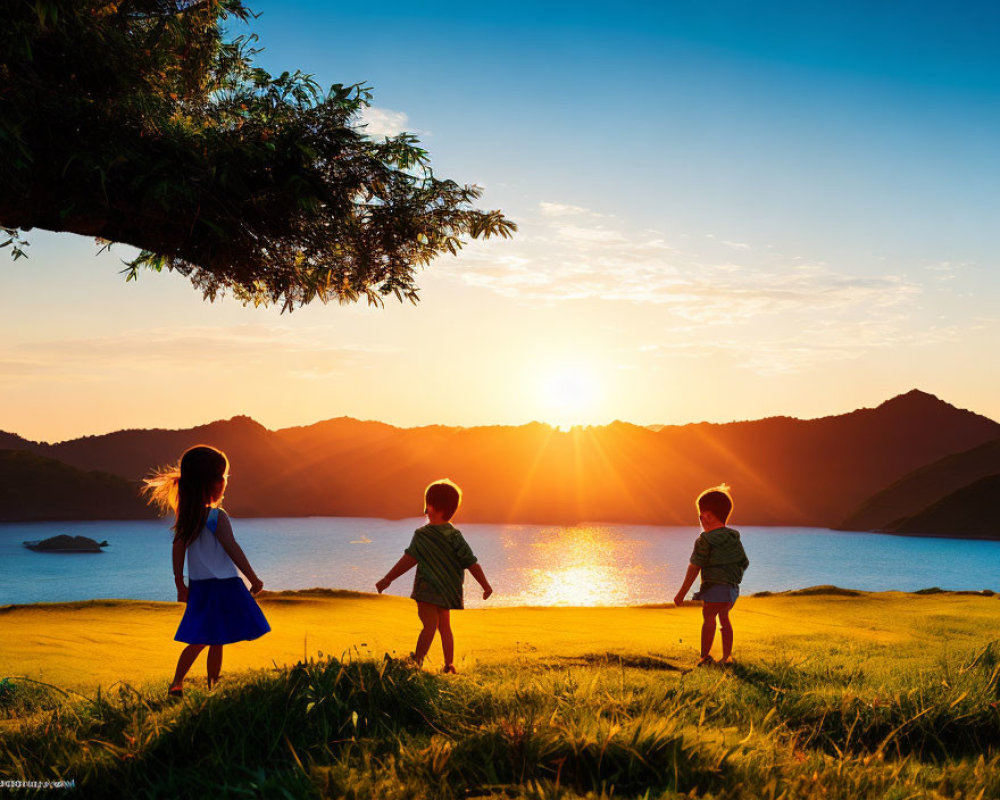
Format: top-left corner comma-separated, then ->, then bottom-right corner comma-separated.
172,538 -> 187,601
213,511 -> 263,592
376,554 -> 418,592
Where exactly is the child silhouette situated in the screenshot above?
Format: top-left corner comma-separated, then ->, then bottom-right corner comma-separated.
376,479 -> 492,673
145,445 -> 269,696
674,484 -> 749,667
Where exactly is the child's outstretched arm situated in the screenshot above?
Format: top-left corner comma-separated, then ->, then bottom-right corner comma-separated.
214,511 -> 264,595
674,563 -> 701,607
376,554 -> 417,593
468,563 -> 493,600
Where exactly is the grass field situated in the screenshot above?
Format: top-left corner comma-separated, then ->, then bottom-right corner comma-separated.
2,588 -> 999,798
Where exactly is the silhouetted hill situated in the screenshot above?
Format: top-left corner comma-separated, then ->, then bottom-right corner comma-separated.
838,437 -> 1000,531
0,430 -> 38,451
0,450 -> 154,521
45,415 -> 275,476
884,474 -> 1000,539
3,389 -> 996,527
35,416 -> 300,518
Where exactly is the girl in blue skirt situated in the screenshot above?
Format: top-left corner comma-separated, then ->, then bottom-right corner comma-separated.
145,445 -> 270,697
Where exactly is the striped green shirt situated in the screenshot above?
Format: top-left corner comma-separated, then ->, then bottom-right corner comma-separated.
690,526 -> 749,587
405,523 -> 478,610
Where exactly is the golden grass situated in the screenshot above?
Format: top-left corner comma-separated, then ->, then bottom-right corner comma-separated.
1,589 -> 997,693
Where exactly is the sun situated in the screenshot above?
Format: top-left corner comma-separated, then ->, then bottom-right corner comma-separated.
540,364 -> 600,429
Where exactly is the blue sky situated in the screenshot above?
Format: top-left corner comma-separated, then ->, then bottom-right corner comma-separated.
248,0 -> 1000,262
1,1 -> 997,440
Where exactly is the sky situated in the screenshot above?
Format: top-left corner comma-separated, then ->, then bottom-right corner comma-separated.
2,0 -> 999,442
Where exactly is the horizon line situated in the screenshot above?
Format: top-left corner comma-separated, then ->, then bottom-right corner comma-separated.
4,388 -> 990,446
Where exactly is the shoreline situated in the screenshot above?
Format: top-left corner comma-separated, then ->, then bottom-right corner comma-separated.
4,515 -> 1000,542
2,583 -> 998,614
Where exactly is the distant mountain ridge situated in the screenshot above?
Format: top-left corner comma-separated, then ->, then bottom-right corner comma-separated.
838,437 -> 1000,532
0,450 -> 153,522
1,390 -> 997,527
884,474 -> 1000,539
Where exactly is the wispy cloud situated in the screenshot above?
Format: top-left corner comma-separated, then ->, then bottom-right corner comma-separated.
641,318 -> 966,375
538,201 -> 608,219
446,201 -> 919,322
355,106 -> 412,138
435,198 -> 974,375
923,260 -> 966,282
554,225 -> 629,245
0,326 -> 397,381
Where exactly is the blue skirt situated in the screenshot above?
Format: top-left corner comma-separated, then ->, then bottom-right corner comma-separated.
175,577 -> 271,645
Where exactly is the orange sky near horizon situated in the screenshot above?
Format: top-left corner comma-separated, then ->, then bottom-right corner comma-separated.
0,229 -> 996,444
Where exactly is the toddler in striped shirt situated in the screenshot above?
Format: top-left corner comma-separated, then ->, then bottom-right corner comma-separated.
376,479 -> 493,673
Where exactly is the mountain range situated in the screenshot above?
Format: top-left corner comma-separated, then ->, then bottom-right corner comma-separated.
0,450 -> 151,521
884,474 -> 1000,539
2,389 -> 998,530
836,437 -> 1000,532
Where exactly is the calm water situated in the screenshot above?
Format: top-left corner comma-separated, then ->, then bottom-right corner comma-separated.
2,518 -> 999,608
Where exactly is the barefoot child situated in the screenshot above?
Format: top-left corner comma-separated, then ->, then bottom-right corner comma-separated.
376,479 -> 492,673
145,445 -> 270,696
673,484 -> 749,667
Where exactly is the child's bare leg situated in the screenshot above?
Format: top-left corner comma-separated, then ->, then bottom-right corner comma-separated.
413,602 -> 440,664
718,604 -> 734,662
437,609 -> 454,669
207,645 -> 223,687
700,604 -> 724,662
171,644 -> 206,688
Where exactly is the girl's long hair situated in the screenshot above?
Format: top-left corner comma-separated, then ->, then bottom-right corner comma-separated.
144,445 -> 229,546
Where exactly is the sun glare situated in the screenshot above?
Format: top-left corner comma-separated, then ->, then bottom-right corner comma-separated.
504,526 -> 637,606
540,364 -> 600,429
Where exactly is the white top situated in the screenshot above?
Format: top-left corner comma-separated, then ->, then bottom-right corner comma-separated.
186,508 -> 240,580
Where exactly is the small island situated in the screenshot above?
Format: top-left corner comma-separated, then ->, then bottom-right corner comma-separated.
23,535 -> 109,553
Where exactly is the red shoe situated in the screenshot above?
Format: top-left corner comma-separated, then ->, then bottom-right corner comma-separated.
442,665 -> 457,674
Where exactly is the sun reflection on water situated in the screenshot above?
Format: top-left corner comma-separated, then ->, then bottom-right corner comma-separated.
501,525 -> 643,606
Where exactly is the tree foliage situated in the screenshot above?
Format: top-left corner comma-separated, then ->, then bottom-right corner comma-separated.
0,0 -> 516,309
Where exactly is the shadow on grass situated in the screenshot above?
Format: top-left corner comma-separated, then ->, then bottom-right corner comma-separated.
553,652 -> 683,672
24,657 -> 443,798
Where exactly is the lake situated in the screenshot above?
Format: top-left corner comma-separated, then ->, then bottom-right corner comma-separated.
2,518 -> 999,608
